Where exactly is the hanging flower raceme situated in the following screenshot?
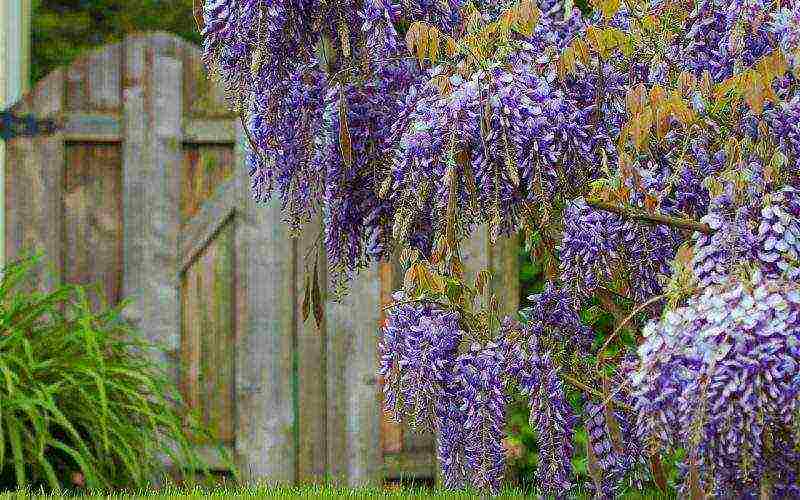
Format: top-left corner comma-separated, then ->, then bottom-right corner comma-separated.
630,270 -> 800,497
378,291 -> 463,431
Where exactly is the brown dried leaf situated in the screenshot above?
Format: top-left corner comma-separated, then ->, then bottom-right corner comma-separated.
312,260 -> 324,330
586,432 -> 604,493
602,377 -> 625,454
302,270 -> 311,323
338,93 -> 353,167
650,453 -> 668,494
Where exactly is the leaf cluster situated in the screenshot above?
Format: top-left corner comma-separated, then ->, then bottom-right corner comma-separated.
0,252 -> 231,492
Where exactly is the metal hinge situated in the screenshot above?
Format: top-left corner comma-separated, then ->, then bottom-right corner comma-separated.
0,109 -> 61,141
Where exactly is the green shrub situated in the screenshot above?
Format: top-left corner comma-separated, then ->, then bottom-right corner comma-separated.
0,251 -> 232,492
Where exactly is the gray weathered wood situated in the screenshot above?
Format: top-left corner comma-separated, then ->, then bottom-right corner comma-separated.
178,177 -> 237,274
296,216 -> 327,483
87,43 -> 122,112
326,265 -> 383,486
121,38 -> 182,379
4,68 -> 65,291
233,118 -> 296,485
183,118 -> 236,143
60,113 -> 236,143
62,113 -> 122,142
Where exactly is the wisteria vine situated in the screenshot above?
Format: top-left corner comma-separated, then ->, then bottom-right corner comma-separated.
201,0 -> 800,495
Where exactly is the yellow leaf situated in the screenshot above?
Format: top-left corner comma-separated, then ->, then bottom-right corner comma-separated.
601,0 -> 620,20
428,26 -> 440,64
445,36 -> 458,57
649,84 -> 666,108
573,38 -> 590,64
586,26 -> 603,54
560,46 -> 577,79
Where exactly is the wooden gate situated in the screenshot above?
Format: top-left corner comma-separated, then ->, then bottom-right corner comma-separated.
3,32 -> 519,487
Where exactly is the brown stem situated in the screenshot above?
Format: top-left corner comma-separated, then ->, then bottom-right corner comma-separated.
587,199 -> 713,234
596,293 -> 666,369
563,374 -> 634,412
193,0 -> 205,34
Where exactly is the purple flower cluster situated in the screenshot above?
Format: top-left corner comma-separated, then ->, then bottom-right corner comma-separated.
379,296 -> 516,492
378,292 -> 463,431
584,355 -> 649,497
630,270 -> 800,496
380,288 -> 598,494
693,182 -> 800,289
677,0 -> 776,82
559,198 -> 683,304
514,285 -> 598,495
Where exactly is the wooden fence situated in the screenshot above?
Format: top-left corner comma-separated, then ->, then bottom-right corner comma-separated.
2,32 -> 519,487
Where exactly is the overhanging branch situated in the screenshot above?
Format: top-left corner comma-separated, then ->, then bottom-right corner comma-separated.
587,200 -> 713,235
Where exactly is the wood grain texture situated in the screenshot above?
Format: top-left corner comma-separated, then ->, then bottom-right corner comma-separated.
181,144 -> 235,221
4,68 -> 65,292
296,216 -> 327,483
63,143 -> 123,308
489,232 -> 521,316
120,38 -> 183,381
326,264 -> 382,486
181,221 -> 235,444
233,118 -> 296,485
183,43 -> 234,119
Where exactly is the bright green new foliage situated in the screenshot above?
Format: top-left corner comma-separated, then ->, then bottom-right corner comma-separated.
0,252 -> 229,492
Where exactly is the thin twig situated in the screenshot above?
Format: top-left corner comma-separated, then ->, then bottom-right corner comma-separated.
596,293 -> 666,369
192,0 -> 205,34
563,374 -> 634,412
587,199 -> 713,234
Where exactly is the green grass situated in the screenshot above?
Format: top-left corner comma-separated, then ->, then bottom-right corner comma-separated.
0,480 -> 679,499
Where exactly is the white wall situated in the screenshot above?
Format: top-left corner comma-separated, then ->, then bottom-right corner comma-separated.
1,0 -> 32,268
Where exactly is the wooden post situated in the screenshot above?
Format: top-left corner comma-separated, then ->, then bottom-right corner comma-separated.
326,266 -> 383,486
233,118 -> 296,485
1,0 -> 32,269
121,37 -> 183,371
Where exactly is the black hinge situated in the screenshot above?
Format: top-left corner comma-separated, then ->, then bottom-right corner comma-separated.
0,109 -> 61,141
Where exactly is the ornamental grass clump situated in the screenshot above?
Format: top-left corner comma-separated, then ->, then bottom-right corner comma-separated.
0,252 -> 226,492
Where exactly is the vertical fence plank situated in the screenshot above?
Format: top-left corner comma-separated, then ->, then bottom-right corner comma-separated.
121,37 -> 182,378
234,119 -> 296,485
296,216 -> 327,483
326,265 -> 382,486
489,233 -> 521,316
62,143 -> 123,308
121,36 -> 148,332
87,43 -> 122,113
28,69 -> 64,291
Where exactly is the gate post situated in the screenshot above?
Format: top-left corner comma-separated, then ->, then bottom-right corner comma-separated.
121,37 -> 182,374
233,118 -> 297,485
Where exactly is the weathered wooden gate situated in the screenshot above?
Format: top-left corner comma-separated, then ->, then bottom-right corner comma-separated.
3,32 -> 518,487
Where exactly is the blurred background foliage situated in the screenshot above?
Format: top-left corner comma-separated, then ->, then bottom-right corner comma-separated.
31,0 -> 200,84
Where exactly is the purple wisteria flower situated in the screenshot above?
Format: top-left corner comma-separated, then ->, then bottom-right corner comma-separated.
630,270 -> 800,496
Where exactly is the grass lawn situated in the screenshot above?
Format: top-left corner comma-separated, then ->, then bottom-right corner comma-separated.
0,481 -> 677,499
